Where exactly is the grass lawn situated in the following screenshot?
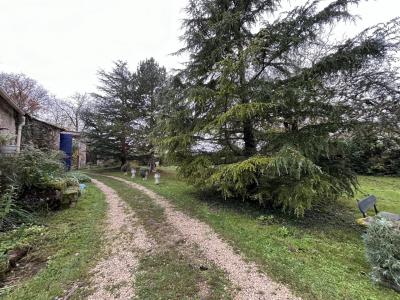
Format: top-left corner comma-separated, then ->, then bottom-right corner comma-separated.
356,176 -> 400,213
0,184 -> 107,300
96,169 -> 400,300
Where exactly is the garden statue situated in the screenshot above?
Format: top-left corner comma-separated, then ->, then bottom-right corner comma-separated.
121,162 -> 130,175
155,172 -> 160,185
131,168 -> 136,178
144,170 -> 149,180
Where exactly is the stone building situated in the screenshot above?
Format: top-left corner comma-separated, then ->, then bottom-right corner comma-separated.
0,87 -> 25,153
21,115 -> 65,150
1,87 -> 86,168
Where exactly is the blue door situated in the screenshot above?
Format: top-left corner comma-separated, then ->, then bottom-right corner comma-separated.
60,133 -> 73,170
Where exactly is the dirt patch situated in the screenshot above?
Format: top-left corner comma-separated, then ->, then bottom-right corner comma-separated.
88,179 -> 154,300
0,254 -> 46,290
108,176 -> 300,300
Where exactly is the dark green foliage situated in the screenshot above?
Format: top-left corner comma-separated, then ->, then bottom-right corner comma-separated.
349,130 -> 400,176
0,147 -> 65,191
0,185 -> 32,232
0,147 -> 76,230
0,185 -> 106,299
66,172 -> 92,183
82,59 -> 167,165
82,61 -> 137,164
364,219 -> 400,292
159,0 -> 400,216
120,161 -> 131,173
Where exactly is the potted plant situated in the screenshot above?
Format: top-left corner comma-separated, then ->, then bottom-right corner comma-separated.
0,132 -> 16,154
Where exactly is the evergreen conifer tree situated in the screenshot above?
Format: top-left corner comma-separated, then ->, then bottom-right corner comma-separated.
160,0 -> 400,216
83,59 -> 166,166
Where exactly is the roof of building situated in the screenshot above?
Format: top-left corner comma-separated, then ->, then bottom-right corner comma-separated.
0,87 -> 72,133
0,87 -> 25,115
61,130 -> 81,137
28,115 -> 66,131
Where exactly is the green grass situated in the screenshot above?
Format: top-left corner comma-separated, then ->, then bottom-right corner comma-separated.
1,184 -> 107,300
96,169 -> 400,300
90,175 -> 231,299
356,176 -> 400,214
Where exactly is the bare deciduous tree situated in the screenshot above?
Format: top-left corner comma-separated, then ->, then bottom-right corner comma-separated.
0,72 -> 51,114
51,93 -> 89,131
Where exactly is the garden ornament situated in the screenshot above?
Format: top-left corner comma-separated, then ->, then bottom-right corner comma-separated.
155,172 -> 160,185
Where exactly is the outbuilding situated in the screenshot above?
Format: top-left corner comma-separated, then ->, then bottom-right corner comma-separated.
0,87 -> 25,153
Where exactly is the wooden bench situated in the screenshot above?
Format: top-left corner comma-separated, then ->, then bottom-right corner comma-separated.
357,195 -> 378,218
357,195 -> 400,225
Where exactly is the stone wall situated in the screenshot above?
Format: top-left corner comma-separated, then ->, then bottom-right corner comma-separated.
78,141 -> 87,168
21,116 -> 61,150
0,97 -> 17,139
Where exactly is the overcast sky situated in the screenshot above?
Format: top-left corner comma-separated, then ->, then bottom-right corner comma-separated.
0,0 -> 398,99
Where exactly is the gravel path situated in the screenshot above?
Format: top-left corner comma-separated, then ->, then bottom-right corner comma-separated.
88,179 -> 154,300
107,175 -> 300,300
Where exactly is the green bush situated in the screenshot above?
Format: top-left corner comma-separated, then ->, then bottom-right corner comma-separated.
0,147 -> 68,229
179,145 -> 356,217
0,132 -> 15,146
121,162 -> 131,173
364,219 -> 400,292
348,131 -> 400,176
0,146 -> 65,190
67,172 -> 91,183
0,185 -> 32,231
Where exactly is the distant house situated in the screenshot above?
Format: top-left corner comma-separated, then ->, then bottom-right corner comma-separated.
0,87 -> 25,153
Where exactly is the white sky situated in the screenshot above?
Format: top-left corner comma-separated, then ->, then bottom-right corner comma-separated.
0,0 -> 399,99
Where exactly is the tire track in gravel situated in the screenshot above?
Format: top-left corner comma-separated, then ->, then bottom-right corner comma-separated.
93,175 -> 232,299
88,179 -> 154,300
106,175 -> 300,300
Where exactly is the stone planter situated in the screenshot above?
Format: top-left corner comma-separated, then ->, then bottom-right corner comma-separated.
0,144 -> 17,154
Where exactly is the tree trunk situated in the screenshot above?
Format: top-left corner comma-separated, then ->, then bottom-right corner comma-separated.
237,42 -> 256,157
243,118 -> 256,156
120,137 -> 128,166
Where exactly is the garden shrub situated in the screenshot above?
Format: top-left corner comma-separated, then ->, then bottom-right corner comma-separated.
180,146 -> 356,217
348,132 -> 400,176
0,132 -> 15,146
0,146 -> 65,190
0,147 -> 76,229
67,172 -> 91,183
364,218 -> 400,292
121,162 -> 131,173
129,160 -> 140,168
0,185 -> 32,231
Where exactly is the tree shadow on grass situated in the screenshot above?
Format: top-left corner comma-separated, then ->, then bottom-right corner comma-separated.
190,188 -> 364,238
